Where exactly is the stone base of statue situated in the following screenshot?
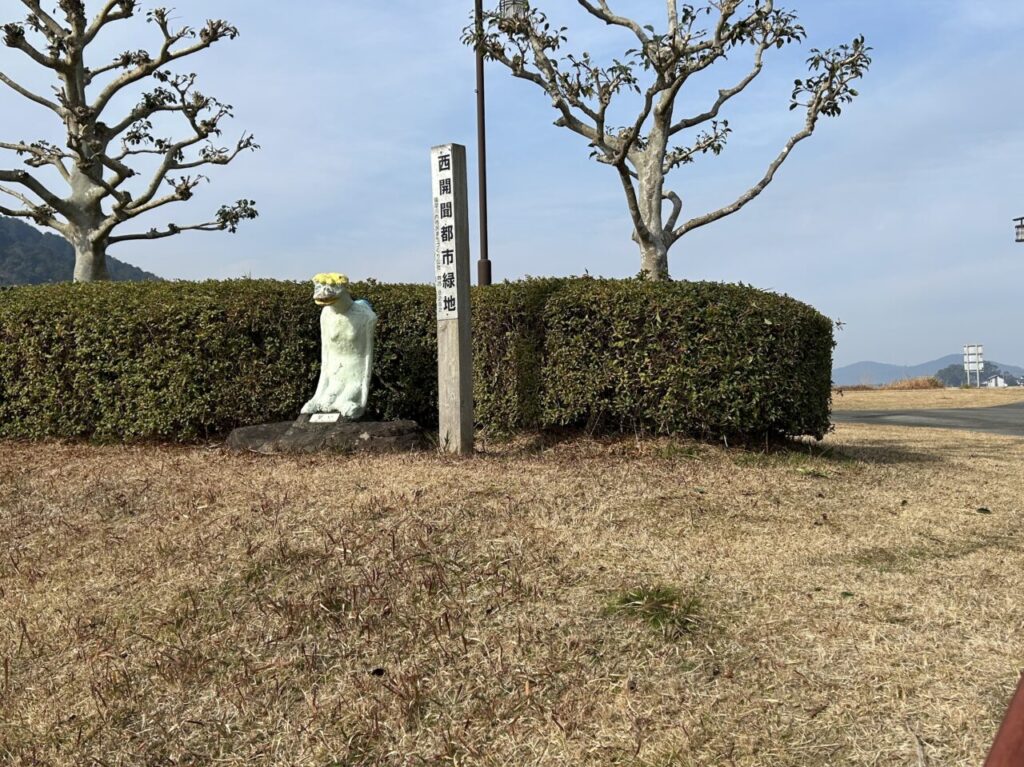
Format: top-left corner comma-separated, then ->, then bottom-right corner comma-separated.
225,416 -> 425,455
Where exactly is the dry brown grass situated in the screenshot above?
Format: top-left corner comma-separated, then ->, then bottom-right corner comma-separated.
833,386 -> 1024,412
1,427 -> 1022,765
880,376 -> 944,390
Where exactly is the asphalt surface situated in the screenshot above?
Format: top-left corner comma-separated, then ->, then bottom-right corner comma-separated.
831,401 -> 1024,437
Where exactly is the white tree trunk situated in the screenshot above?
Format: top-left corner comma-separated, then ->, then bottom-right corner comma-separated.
67,168 -> 111,282
69,230 -> 109,282
639,239 -> 669,280
634,153 -> 671,281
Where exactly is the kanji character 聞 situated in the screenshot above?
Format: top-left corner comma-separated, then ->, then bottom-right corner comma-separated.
440,202 -> 453,219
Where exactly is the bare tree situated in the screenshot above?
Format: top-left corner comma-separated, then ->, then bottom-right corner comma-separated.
0,1 -> 258,281
466,1 -> 871,280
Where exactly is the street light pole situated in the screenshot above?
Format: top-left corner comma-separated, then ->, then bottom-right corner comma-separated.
472,1 -> 527,287
474,0 -> 492,287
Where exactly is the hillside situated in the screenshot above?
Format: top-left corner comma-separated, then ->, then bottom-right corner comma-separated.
834,354 -> 1024,386
0,216 -> 160,284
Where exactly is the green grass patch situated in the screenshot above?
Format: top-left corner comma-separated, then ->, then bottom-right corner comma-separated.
604,585 -> 702,639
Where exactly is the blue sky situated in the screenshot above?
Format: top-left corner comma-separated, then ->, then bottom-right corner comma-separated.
2,1 -> 1023,367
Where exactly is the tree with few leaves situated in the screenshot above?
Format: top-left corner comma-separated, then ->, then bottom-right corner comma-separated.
466,1 -> 871,280
0,1 -> 258,281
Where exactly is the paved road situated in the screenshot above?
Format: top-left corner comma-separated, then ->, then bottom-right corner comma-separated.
831,401 -> 1024,437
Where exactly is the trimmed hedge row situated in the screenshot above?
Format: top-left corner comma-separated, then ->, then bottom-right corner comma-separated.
0,278 -> 834,441
540,280 -> 833,437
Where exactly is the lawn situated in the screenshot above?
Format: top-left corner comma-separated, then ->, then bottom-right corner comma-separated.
832,386 -> 1024,412
1,424 -> 1022,765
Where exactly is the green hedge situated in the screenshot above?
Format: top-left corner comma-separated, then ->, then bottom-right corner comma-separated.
0,280 -> 436,441
0,278 -> 834,441
539,280 -> 833,438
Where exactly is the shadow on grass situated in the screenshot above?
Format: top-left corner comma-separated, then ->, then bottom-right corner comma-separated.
479,427 -> 945,467
732,438 -> 941,468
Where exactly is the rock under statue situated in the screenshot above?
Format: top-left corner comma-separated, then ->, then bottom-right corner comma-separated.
301,273 -> 377,419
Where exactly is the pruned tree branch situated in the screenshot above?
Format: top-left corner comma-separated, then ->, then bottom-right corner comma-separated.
465,0 -> 869,279
107,198 -> 257,243
670,47 -> 766,134
0,2 -> 258,281
0,139 -> 71,179
20,0 -> 65,39
0,202 -> 35,219
0,178 -> 65,231
0,71 -> 61,114
664,120 -> 731,173
576,0 -> 650,44
90,10 -> 238,117
2,22 -> 58,68
86,49 -> 153,85
119,122 -> 255,219
0,201 -> 66,232
664,190 -> 682,232
672,121 -> 812,242
672,36 -> 870,242
0,168 -> 69,215
84,0 -> 138,45
0,182 -> 39,209
107,222 -> 212,243
616,162 -> 655,244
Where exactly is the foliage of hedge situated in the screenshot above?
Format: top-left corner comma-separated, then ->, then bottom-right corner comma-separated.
0,280 -> 436,441
0,278 -> 834,441
539,280 -> 833,438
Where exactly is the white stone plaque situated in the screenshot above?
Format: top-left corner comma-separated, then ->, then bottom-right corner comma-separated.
309,413 -> 341,424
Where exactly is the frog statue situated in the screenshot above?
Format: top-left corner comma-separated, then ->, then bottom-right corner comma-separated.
300,273 -> 377,419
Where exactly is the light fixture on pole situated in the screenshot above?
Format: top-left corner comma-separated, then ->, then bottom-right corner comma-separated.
499,0 -> 529,17
474,0 -> 529,287
1015,216 -> 1024,243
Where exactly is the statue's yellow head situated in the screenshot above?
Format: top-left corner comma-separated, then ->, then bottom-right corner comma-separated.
311,273 -> 350,306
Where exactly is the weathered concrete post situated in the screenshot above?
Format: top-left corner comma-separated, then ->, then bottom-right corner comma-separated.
431,143 -> 474,455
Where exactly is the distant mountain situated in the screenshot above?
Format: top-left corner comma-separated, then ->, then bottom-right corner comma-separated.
834,354 -> 1024,386
0,216 -> 160,285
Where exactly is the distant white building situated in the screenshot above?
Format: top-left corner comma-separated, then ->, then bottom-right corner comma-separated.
983,375 -> 1008,388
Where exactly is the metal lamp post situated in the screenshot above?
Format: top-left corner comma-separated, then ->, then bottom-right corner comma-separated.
1015,217 -> 1024,243
474,0 -> 529,286
498,0 -> 529,16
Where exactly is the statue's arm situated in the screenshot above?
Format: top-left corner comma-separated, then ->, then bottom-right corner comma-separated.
301,313 -> 329,413
359,312 -> 377,412
314,329 -> 330,397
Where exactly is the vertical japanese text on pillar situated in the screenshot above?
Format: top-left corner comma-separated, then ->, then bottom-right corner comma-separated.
432,148 -> 459,320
